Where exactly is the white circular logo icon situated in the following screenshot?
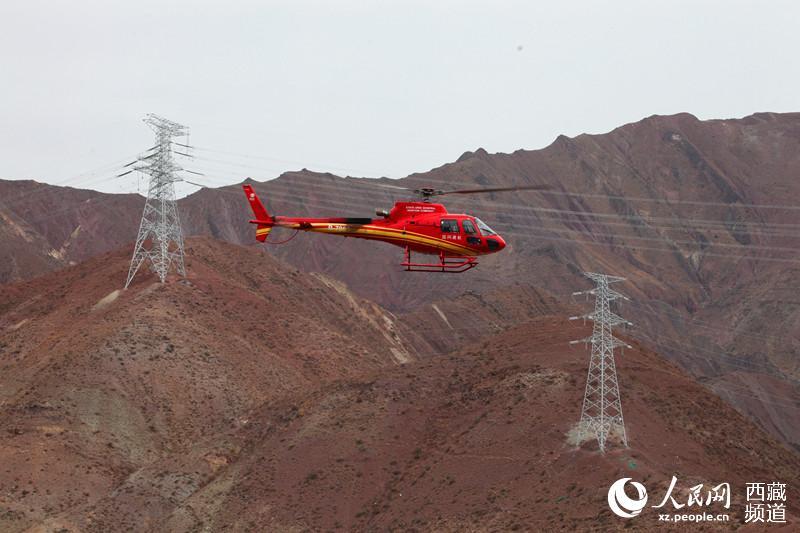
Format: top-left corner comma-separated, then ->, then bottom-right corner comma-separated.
608,478 -> 648,518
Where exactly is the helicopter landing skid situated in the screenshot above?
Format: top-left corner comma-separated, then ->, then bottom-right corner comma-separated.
402,247 -> 478,273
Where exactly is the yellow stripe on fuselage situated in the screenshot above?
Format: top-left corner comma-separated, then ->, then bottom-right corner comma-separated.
280,222 -> 477,255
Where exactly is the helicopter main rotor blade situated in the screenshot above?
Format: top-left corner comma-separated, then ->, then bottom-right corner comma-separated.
372,183 -> 413,191
372,182 -> 550,198
434,184 -> 550,196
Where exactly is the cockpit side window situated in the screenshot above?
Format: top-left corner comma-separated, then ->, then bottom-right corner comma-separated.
462,219 -> 477,234
474,217 -> 497,236
441,219 -> 460,233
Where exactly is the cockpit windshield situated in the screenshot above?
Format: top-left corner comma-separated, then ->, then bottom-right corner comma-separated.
474,217 -> 497,236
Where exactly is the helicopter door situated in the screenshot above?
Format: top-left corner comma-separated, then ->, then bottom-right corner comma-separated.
440,218 -> 462,243
440,219 -> 459,233
461,219 -> 481,246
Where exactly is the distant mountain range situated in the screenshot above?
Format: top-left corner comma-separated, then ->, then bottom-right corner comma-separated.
3,111 -> 799,450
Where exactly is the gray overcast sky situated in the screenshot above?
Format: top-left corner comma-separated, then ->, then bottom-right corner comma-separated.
1,0 -> 798,196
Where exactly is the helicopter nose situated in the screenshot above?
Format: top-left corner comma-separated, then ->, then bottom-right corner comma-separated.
486,236 -> 506,252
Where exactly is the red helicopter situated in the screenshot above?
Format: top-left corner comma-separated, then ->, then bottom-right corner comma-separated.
243,182 -> 545,272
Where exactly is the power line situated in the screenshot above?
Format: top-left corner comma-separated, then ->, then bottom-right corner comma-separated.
179,179 -> 800,270
179,177 -> 800,264
6,188 -> 142,229
176,145 -> 800,216
405,174 -> 800,211
490,222 -> 800,255
629,310 -> 800,380
488,209 -> 800,238
177,143 -> 800,221
182,164 -> 800,234
495,228 -> 800,266
141,155 -> 800,243
627,300 -> 792,347
446,197 -> 800,232
177,141 -> 391,177
7,167 -> 798,415
0,155 -> 145,210
634,329 -> 795,383
183,172 -> 800,239
194,180 -> 795,259
711,383 -> 800,412
182,153 -> 289,176
573,287 -> 799,383
7,163 -> 800,373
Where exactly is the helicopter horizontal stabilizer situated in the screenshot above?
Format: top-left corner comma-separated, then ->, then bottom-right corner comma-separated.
254,224 -> 272,242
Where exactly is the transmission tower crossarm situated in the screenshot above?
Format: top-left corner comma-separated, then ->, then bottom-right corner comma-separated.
606,312 -> 633,327
584,271 -> 627,284
606,288 -> 630,302
572,289 -> 592,296
609,336 -> 633,350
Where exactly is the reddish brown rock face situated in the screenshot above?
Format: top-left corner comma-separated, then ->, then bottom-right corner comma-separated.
1,112 -> 800,529
0,237 -> 426,530
1,251 -> 798,531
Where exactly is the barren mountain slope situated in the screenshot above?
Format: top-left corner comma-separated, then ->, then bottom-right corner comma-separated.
0,237 -> 421,532
0,203 -> 63,282
3,111 -> 800,448
45,317 -> 800,532
8,112 -> 800,313
178,112 -> 800,312
178,114 -> 800,406
0,179 -> 144,283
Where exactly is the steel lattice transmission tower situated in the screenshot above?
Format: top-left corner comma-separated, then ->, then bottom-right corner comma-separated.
125,114 -> 189,288
570,272 -> 632,453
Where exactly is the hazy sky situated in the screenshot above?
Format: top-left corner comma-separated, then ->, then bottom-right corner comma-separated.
1,0 -> 798,196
